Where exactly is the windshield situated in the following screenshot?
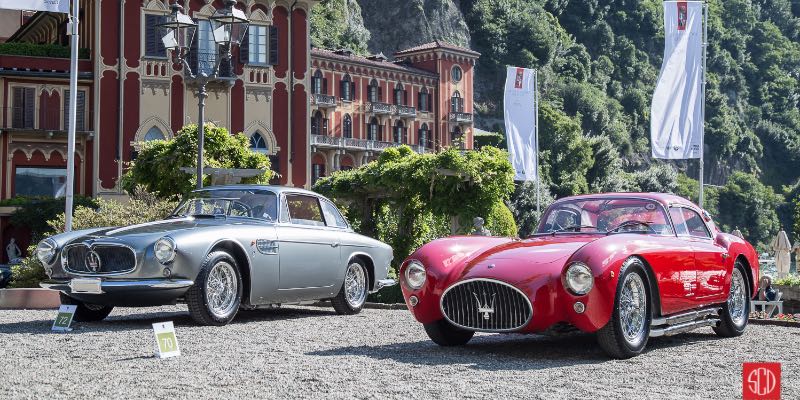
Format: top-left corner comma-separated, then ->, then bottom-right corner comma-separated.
537,198 -> 673,235
173,189 -> 279,221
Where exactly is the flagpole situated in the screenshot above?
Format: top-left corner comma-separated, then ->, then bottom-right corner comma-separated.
534,69 -> 540,217
698,1 -> 708,208
64,0 -> 79,232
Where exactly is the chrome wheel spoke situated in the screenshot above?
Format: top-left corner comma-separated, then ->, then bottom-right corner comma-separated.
619,273 -> 647,344
344,263 -> 366,308
205,261 -> 238,318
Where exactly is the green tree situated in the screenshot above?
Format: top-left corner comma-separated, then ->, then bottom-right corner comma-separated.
122,124 -> 272,198
715,172 -> 783,250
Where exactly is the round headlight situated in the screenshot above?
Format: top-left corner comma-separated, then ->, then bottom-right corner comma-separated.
404,261 -> 426,290
154,237 -> 176,264
565,262 -> 594,295
35,239 -> 57,265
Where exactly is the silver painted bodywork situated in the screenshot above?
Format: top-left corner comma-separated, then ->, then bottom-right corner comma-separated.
40,185 -> 394,306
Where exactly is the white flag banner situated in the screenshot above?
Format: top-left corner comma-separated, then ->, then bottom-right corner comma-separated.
650,1 -> 704,159
504,66 -> 538,181
0,0 -> 69,13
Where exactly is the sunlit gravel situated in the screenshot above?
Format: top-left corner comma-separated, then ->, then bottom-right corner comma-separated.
1,306 -> 798,399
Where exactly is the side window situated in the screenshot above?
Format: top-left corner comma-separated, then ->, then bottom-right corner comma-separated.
321,200 -> 348,228
681,208 -> 711,238
286,195 -> 325,226
279,196 -> 290,223
669,208 -> 689,236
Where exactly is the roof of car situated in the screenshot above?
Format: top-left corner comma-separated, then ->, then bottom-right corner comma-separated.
194,185 -> 322,197
555,192 -> 699,209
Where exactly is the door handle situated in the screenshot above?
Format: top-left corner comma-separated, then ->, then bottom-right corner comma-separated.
331,242 -> 340,248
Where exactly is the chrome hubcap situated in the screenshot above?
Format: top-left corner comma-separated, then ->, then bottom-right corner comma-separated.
205,261 -> 238,318
344,263 -> 367,308
620,273 -> 647,344
728,268 -> 746,326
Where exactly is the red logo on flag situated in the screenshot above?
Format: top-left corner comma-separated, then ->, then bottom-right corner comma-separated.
514,68 -> 524,89
743,363 -> 781,400
677,2 -> 688,31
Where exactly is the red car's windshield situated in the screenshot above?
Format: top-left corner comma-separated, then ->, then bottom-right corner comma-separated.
537,198 -> 674,235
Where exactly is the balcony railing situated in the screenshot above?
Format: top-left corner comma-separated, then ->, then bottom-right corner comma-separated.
366,102 -> 393,115
2,107 -> 93,131
312,134 -> 428,154
449,112 -> 473,124
311,93 -> 337,108
395,105 -> 417,117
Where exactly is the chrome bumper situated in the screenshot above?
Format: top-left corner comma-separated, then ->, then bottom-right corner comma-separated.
371,278 -> 397,293
40,279 -> 194,294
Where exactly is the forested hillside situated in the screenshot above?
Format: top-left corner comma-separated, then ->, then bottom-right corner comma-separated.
310,0 -> 800,250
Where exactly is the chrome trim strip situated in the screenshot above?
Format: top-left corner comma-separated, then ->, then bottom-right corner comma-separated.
61,242 -> 138,276
439,278 -> 534,333
370,278 -> 396,293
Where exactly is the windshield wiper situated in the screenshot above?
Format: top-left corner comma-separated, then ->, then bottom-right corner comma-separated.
607,220 -> 654,235
550,225 -> 597,235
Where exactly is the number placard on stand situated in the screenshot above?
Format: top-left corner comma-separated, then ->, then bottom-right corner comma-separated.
52,305 -> 77,332
152,321 -> 180,359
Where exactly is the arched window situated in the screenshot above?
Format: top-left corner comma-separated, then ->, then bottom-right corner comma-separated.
249,131 -> 268,153
394,120 -> 406,144
343,114 -> 352,138
311,111 -> 327,136
367,117 -> 379,141
418,87 -> 430,112
144,126 -> 166,141
451,126 -> 463,147
418,123 -> 430,148
394,82 -> 406,106
451,91 -> 463,113
368,79 -> 380,103
340,74 -> 354,101
312,70 -> 325,95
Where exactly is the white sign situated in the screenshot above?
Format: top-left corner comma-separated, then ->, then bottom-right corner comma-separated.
152,321 -> 181,359
503,66 -> 538,181
650,1 -> 704,159
52,304 -> 77,332
0,0 -> 70,13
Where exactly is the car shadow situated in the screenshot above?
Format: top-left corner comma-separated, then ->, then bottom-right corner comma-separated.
0,306 -> 336,334
307,330 -> 725,371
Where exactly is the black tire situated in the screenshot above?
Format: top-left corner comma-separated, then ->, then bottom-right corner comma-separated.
331,259 -> 368,315
186,251 -> 243,326
424,319 -> 475,346
59,293 -> 114,322
597,257 -> 651,359
713,261 -> 750,337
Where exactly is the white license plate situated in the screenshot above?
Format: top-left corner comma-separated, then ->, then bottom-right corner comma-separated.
70,278 -> 103,294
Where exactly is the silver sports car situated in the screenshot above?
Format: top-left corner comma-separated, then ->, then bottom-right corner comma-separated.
39,185 -> 395,326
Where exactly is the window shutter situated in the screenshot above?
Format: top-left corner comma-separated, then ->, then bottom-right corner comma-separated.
268,25 -> 279,65
323,78 -> 328,95
24,88 -> 34,128
351,82 -> 356,101
323,118 -> 328,134
340,80 -> 345,99
145,15 -> 156,56
404,90 -> 408,106
378,87 -> 382,101
188,20 -> 199,73
63,89 -> 69,130
240,29 -> 250,64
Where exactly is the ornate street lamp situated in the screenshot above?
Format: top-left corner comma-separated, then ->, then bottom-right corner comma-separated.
159,0 -> 249,189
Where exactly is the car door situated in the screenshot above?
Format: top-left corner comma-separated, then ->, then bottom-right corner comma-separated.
275,193 -> 342,300
678,207 -> 728,302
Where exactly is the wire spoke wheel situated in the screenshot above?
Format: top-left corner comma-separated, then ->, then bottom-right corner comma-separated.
344,262 -> 367,308
619,273 -> 647,344
727,268 -> 746,326
205,261 -> 238,318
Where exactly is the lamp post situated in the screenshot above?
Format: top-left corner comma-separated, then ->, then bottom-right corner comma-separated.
159,0 -> 249,189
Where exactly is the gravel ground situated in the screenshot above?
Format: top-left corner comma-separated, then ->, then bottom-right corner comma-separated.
1,305 -> 798,399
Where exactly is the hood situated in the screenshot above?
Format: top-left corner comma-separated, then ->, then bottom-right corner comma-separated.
455,234 -> 601,284
71,217 -> 235,242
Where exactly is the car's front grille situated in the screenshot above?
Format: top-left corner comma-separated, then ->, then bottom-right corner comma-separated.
63,244 -> 136,274
440,279 -> 532,332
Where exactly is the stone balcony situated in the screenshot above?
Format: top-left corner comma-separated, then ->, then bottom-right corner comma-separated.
449,112 -> 473,124
395,105 -> 417,118
311,93 -> 337,109
311,135 -> 430,154
365,102 -> 393,115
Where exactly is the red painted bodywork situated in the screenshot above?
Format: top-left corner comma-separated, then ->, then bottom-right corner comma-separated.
400,193 -> 760,334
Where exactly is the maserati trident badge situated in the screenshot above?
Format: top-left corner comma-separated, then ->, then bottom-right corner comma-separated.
86,250 -> 102,273
473,292 -> 496,320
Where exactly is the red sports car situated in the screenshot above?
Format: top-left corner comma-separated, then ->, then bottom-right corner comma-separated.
399,193 -> 758,358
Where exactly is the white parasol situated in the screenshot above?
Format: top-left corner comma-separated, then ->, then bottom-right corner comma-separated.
770,230 -> 792,276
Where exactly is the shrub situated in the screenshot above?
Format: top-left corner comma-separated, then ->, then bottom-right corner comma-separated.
10,189 -> 179,288
0,42 -> 90,59
486,201 -> 518,237
9,196 -> 98,243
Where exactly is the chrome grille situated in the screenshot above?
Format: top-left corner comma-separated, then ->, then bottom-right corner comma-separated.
440,279 -> 532,332
63,244 -> 136,274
